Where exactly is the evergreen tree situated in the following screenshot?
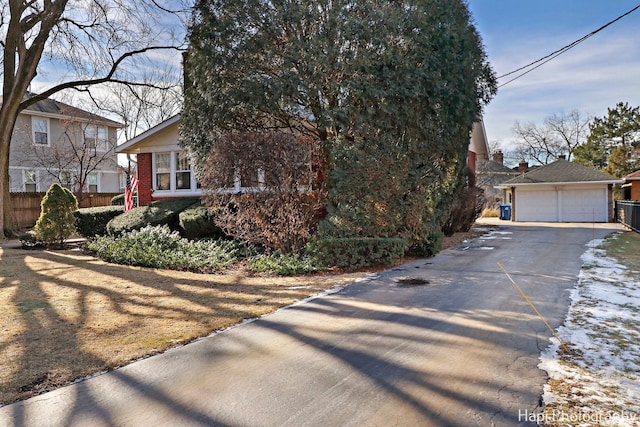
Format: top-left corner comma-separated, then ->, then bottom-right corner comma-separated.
34,184 -> 78,247
575,102 -> 640,176
182,0 -> 496,254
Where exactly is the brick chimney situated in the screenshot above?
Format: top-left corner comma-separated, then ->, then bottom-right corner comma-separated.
493,149 -> 504,165
518,160 -> 528,175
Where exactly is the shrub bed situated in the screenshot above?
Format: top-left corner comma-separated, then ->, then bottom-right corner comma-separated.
248,251 -> 324,275
307,236 -> 406,270
74,205 -> 125,237
86,225 -> 243,272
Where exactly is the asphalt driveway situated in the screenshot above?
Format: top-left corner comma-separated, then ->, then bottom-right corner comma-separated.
0,220 -> 622,426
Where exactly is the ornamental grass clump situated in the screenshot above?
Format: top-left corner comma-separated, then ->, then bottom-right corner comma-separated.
86,225 -> 242,272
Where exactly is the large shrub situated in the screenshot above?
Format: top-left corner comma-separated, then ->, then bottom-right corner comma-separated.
441,186 -> 486,237
106,198 -> 199,236
182,0 -> 496,261
34,183 -> 78,247
201,132 -> 326,253
178,201 -> 224,239
74,205 -> 125,237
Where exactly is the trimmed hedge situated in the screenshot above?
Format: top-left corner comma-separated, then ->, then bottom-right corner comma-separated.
307,236 -> 406,270
111,193 -> 125,205
178,202 -> 224,239
106,198 -> 200,236
74,205 -> 126,237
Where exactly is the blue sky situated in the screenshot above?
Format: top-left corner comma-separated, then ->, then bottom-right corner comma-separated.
466,1 -> 640,150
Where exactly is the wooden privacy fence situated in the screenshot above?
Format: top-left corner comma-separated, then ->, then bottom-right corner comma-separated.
616,200 -> 640,233
9,192 -> 121,229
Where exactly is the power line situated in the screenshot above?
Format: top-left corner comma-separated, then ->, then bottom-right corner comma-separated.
497,4 -> 640,88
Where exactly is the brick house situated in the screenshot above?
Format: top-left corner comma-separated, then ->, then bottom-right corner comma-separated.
622,170 -> 640,200
117,114 -> 489,206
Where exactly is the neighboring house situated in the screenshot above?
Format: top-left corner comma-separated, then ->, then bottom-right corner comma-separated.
476,149 -> 519,207
467,120 -> 489,177
621,170 -> 640,200
496,159 -> 622,222
117,114 -> 489,206
8,95 -> 123,195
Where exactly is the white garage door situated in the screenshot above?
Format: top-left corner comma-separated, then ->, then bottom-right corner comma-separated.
516,190 -> 559,222
560,188 -> 608,222
515,187 -> 608,222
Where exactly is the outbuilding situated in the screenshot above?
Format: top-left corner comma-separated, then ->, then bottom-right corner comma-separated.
497,159 -> 622,222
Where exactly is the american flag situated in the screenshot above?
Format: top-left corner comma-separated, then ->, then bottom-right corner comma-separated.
124,174 -> 139,212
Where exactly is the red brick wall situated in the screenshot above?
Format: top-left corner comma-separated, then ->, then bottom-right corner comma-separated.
632,182 -> 640,201
467,150 -> 476,175
137,153 -> 154,206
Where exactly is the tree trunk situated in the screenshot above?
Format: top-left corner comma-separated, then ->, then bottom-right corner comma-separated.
1,89 -> 31,238
0,113 -> 17,238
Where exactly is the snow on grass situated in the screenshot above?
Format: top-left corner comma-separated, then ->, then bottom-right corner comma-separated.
539,234 -> 640,426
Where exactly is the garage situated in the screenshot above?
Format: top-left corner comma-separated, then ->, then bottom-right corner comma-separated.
515,186 -> 608,222
498,159 -> 622,223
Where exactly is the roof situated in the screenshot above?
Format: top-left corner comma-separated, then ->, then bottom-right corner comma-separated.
19,94 -> 123,128
116,114 -> 181,154
623,169 -> 640,181
477,159 -> 518,175
499,159 -> 621,186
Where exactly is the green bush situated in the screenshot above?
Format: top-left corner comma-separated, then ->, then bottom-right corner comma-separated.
407,231 -> 443,257
86,225 -> 243,272
74,205 -> 125,237
106,198 -> 200,236
178,202 -> 224,239
19,230 -> 41,249
248,251 -> 325,275
307,236 -> 406,270
111,193 -> 125,205
34,183 -> 78,247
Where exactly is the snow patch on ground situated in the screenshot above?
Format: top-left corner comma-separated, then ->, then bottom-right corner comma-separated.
539,237 -> 640,426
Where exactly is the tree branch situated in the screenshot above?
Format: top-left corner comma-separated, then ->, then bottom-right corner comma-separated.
19,45 -> 183,110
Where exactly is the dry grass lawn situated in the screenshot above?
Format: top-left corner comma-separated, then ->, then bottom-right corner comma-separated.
0,227 -> 484,406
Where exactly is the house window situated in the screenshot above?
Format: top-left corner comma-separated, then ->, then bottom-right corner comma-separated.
32,118 -> 49,145
175,152 -> 192,190
85,125 -> 108,151
155,153 -> 171,190
87,173 -> 98,193
24,170 -> 37,192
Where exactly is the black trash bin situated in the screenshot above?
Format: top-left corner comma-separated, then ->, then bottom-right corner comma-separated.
499,204 -> 511,220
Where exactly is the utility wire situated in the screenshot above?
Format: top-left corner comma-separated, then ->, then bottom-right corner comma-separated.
497,4 -> 640,88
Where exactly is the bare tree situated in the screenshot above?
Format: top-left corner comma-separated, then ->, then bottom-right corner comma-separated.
0,0 -> 191,237
92,66 -> 183,141
512,110 -> 591,164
